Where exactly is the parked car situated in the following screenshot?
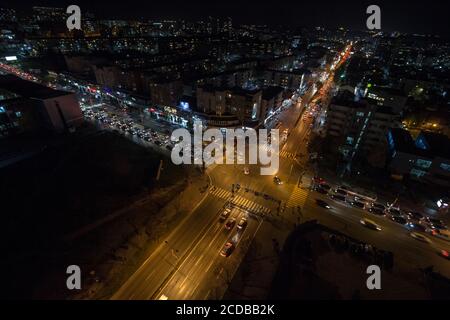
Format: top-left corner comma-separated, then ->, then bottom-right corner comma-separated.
331,194 -> 346,202
407,211 -> 424,222
369,207 -> 385,216
334,188 -> 347,196
315,186 -> 328,195
371,203 -> 386,211
406,222 -> 427,232
350,200 -> 365,209
386,207 -> 402,216
390,215 -> 407,225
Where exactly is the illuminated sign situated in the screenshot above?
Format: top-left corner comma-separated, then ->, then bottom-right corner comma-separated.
5,56 -> 17,61
180,101 -> 190,110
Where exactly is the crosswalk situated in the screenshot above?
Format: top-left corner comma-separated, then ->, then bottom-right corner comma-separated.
259,145 -> 298,160
209,186 -> 233,200
285,186 -> 309,208
231,194 -> 272,215
279,150 -> 297,160
209,187 -> 271,215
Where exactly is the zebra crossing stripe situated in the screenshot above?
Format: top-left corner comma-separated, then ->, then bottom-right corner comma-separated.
209,186 -> 272,215
286,187 -> 309,208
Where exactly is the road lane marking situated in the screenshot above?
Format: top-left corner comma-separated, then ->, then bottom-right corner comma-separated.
112,174 -> 214,299
154,207 -> 241,299
286,186 -> 309,208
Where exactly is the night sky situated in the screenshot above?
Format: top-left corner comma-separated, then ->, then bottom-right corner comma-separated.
6,0 -> 450,36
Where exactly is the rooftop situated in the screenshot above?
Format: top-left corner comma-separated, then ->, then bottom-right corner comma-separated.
262,86 -> 284,100
0,75 -> 72,100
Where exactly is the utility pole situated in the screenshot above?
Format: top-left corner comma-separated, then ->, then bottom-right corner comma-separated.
287,163 -> 293,183
156,159 -> 163,181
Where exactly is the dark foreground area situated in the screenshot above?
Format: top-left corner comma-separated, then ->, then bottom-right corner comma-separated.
268,222 -> 450,299
0,131 -> 185,299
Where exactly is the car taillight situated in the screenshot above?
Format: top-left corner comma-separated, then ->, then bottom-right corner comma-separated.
441,250 -> 449,257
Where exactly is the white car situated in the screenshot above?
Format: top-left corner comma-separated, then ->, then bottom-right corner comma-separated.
410,232 -> 431,243
237,217 -> 248,229
360,218 -> 382,231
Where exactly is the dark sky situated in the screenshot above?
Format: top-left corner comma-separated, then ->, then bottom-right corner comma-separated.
6,0 -> 450,36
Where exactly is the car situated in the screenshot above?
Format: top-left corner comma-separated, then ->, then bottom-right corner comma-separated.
360,218 -> 382,231
428,218 -> 447,230
316,199 -> 331,209
225,218 -> 236,230
219,208 -> 231,222
315,186 -> 328,195
390,216 -> 407,225
154,140 -> 162,146
351,200 -> 365,209
334,188 -> 347,196
420,217 -> 447,230
410,232 -> 431,243
237,217 -> 248,229
371,203 -> 385,211
428,228 -> 450,241
407,211 -> 424,221
369,207 -> 385,216
406,222 -> 427,232
438,249 -> 450,260
220,242 -> 235,257
313,176 -> 325,184
330,194 -> 346,202
243,167 -> 250,175
386,207 -> 402,216
319,183 -> 331,191
273,176 -> 282,185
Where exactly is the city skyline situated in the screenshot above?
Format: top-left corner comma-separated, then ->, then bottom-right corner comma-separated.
3,0 -> 450,37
